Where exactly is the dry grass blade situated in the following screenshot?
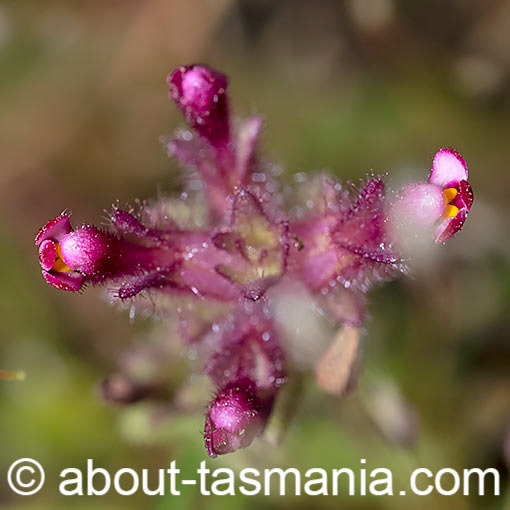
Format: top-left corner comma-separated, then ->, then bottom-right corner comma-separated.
314,326 -> 360,396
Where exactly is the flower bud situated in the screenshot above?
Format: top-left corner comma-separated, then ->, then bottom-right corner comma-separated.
204,381 -> 269,457
167,65 -> 230,148
59,226 -> 122,279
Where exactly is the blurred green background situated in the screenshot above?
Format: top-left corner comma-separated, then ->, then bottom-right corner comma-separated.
0,1 -> 509,509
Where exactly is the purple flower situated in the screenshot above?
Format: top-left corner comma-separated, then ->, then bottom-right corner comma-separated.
34,64 -> 475,458
36,214 -> 86,291
36,211 -> 180,294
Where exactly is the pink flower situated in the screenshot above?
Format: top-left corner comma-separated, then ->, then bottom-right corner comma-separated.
36,214 -> 86,291
391,148 -> 474,243
429,148 -> 474,243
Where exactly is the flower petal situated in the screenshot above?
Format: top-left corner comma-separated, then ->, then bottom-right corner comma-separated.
434,208 -> 468,244
391,182 -> 445,226
42,269 -> 85,292
38,239 -> 57,272
35,214 -> 71,245
429,148 -> 468,188
319,288 -> 366,327
456,179 -> 474,212
315,325 -> 361,396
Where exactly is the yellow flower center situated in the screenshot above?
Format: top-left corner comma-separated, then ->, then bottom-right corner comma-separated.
52,243 -> 71,272
442,187 -> 459,219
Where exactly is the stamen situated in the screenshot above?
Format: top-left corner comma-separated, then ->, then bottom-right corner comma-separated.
444,204 -> 459,218
442,187 -> 460,219
52,243 -> 71,272
443,187 -> 458,202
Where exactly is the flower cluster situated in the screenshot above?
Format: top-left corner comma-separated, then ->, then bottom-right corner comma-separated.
35,64 -> 473,457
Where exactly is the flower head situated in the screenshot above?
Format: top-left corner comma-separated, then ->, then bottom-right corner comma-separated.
34,64 -> 476,458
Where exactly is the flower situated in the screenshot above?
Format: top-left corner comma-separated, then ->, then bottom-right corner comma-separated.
35,211 -> 180,294
390,148 -> 474,244
36,214 -> 86,291
34,64 -> 475,458
429,148 -> 474,243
